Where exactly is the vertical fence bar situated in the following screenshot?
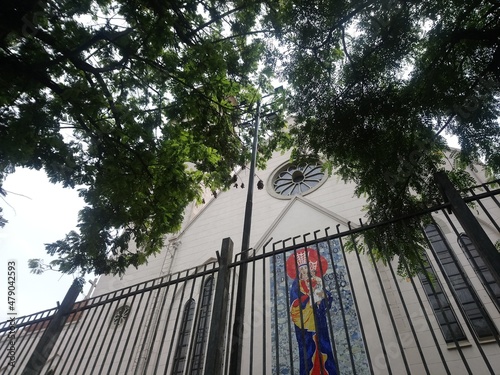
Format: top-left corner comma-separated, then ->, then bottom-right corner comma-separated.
151,275 -> 174,374
271,240 -> 282,373
161,273 -> 185,375
348,223 -> 393,374
261,239 -> 270,375
482,183 -> 500,209
249,249 -> 256,375
402,258 -> 452,375
386,260 -> 430,374
58,299 -> 92,372
283,239 -> 296,375
331,225 -> 375,374
110,288 -> 142,374
318,232 -> 343,369
205,238 -> 233,375
183,268 -> 205,375
21,279 -> 81,375
224,251 -> 239,375
366,240 -> 412,374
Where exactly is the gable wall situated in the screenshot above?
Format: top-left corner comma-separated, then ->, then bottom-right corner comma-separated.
93,149 -> 490,296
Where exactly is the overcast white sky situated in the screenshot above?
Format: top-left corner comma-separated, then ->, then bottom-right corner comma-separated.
0,168 -> 92,322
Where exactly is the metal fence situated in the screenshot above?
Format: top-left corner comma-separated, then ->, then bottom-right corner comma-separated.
1,179 -> 500,375
1,261 -> 222,375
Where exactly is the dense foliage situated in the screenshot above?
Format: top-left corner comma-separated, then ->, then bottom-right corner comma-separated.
2,0 -> 499,276
271,0 -> 500,273
1,0 -> 285,275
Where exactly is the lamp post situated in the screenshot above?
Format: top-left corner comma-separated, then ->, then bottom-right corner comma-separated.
229,87 -> 283,374
229,100 -> 260,375
241,100 -> 261,254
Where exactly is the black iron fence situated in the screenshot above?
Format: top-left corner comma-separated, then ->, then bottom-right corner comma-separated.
1,179 -> 500,374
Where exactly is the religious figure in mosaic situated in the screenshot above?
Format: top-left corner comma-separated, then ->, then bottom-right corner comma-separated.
287,248 -> 338,375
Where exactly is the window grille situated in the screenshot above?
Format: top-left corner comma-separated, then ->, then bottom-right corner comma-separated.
171,298 -> 195,374
417,254 -> 467,342
425,224 -> 498,340
458,234 -> 500,312
189,277 -> 214,374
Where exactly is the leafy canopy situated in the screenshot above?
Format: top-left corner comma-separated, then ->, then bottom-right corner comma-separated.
268,0 -> 500,274
2,0 -> 500,276
1,0 -> 286,275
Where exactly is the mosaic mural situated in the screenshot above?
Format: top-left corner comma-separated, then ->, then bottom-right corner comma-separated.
270,239 -> 371,374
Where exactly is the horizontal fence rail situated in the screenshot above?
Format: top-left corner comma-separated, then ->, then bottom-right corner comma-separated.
0,181 -> 499,374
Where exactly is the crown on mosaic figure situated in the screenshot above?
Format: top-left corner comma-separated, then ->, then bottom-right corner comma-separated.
296,251 -> 317,272
296,251 -> 308,268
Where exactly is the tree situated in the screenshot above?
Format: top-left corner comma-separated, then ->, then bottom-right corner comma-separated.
1,0 -> 285,275
268,0 -> 500,274
4,0 -> 500,277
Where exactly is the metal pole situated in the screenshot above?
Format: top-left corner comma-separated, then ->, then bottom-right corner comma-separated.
205,238 -> 234,375
242,100 -> 261,252
22,279 -> 81,375
229,100 -> 260,375
434,171 -> 500,287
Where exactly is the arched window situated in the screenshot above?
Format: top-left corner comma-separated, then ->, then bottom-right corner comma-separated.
458,234 -> 500,311
172,299 -> 195,375
424,224 -> 498,340
189,277 -> 214,374
417,253 -> 466,342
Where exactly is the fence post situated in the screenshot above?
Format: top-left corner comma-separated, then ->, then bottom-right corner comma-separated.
22,279 -> 81,375
434,171 -> 500,287
205,238 -> 233,375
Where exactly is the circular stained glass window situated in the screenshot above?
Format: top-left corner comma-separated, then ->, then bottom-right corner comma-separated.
112,305 -> 130,326
271,163 -> 325,198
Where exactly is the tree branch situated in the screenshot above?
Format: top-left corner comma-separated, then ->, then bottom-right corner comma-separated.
190,3 -> 249,36
211,29 -> 273,43
133,55 -> 236,111
40,30 -> 128,69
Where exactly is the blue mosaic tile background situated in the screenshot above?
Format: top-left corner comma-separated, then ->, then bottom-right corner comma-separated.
270,239 -> 371,374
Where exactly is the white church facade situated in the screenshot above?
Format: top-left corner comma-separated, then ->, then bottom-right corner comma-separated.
2,150 -> 500,374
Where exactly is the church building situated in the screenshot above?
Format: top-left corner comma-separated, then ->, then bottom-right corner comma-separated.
2,149 -> 500,375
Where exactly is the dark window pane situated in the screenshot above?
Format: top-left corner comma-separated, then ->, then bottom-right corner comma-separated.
417,252 -> 467,343
458,234 -> 500,312
442,323 -> 467,342
471,317 -> 495,338
425,225 -> 498,340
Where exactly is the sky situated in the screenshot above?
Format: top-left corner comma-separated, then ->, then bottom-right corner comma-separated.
0,168 -> 93,322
